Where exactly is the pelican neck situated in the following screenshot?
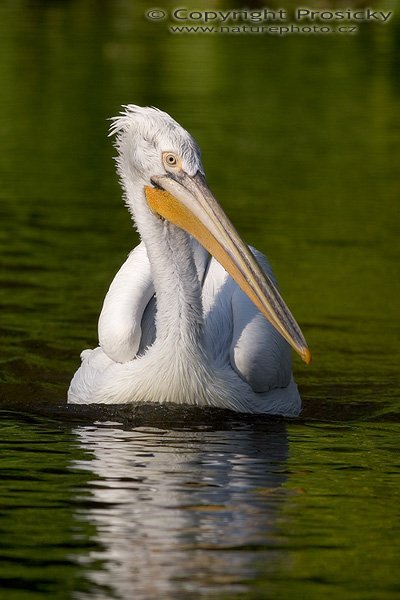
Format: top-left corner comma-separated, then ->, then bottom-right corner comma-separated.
141,217 -> 207,347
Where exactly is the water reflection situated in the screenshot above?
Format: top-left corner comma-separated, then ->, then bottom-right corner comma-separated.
73,422 -> 290,599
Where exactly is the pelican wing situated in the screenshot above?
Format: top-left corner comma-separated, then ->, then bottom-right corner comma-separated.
98,242 -> 155,362
229,249 -> 292,393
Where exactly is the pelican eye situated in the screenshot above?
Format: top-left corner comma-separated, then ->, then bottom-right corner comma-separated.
163,152 -> 180,168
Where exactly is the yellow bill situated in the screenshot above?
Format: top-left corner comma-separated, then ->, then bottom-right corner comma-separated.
145,172 -> 311,365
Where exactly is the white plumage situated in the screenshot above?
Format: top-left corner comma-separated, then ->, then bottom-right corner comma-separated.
68,106 -> 309,415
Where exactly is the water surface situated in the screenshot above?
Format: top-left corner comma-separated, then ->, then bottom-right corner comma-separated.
0,1 -> 399,598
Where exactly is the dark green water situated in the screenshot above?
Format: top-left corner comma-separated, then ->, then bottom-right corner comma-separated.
0,1 -> 399,598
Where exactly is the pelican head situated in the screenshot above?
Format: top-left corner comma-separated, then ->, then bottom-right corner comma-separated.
109,105 -> 310,364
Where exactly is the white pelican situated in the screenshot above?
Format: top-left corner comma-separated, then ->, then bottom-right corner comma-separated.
68,106 -> 310,415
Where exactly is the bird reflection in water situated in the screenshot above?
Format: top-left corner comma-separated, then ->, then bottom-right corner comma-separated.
72,419 -> 291,599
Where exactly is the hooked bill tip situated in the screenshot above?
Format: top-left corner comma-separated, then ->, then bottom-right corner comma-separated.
301,347 -> 312,366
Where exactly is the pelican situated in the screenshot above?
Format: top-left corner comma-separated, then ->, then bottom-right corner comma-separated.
68,106 -> 310,415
